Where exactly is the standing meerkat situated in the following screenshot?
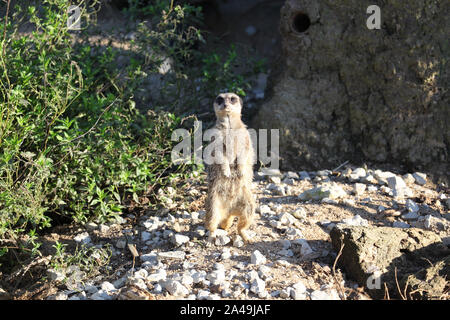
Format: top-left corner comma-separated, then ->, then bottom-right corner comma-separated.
204,92 -> 255,244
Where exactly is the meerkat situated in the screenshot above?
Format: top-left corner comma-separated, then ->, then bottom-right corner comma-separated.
204,92 -> 255,243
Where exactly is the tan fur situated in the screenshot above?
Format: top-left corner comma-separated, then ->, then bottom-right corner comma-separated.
204,93 -> 255,243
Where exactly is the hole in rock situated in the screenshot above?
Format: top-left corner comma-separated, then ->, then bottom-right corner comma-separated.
292,12 -> 311,33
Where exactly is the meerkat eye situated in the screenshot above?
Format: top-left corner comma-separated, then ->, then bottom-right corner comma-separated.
230,96 -> 237,104
216,96 -> 224,105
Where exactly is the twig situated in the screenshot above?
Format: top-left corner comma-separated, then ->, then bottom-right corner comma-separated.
1,0 -> 10,58
394,267 -> 407,300
332,234 -> 346,299
383,282 -> 390,300
54,97 -> 119,147
332,160 -> 349,172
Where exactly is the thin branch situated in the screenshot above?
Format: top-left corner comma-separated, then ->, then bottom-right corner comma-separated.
54,97 -> 119,147
332,234 -> 347,299
394,267 -> 407,300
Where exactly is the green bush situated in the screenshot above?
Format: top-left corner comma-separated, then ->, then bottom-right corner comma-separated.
0,0 -> 200,261
0,0 -> 264,266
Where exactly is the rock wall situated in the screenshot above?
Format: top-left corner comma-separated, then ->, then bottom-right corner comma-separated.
252,0 -> 449,173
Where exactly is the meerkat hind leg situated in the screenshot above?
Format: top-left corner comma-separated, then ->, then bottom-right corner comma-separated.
237,214 -> 253,243
219,214 -> 235,231
205,200 -> 225,243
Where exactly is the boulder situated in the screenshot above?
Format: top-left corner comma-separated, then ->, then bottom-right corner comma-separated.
330,224 -> 449,299
252,0 -> 449,173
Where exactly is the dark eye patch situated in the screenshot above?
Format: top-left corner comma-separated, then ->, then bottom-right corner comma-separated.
216,96 -> 224,104
230,96 -> 237,104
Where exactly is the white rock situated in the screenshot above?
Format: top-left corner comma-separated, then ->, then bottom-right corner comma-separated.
387,176 -> 413,199
220,248 -> 232,260
367,185 -> 378,192
292,281 -> 306,294
316,170 -> 331,177
269,176 -> 281,184
285,171 -> 300,179
233,236 -> 245,248
292,207 -> 307,220
47,269 -> 65,282
412,172 -> 427,185
279,212 -> 297,226
402,173 -> 416,185
190,211 -> 200,220
213,262 -> 225,270
298,182 -> 347,201
258,265 -> 272,279
74,232 -> 91,244
147,269 -> 167,282
163,280 -> 189,296
206,269 -> 226,285
134,268 -> 148,279
99,224 -> 110,234
260,168 -> 282,177
197,290 -> 211,300
250,277 -> 266,298
321,198 -> 338,204
362,175 -> 378,184
374,170 -> 396,185
291,281 -> 307,300
100,281 -> 116,292
258,204 -> 273,215
280,288 -> 291,299
275,259 -> 291,267
380,185 -> 393,196
85,222 -> 98,231
405,199 -> 419,213
353,183 -> 366,196
292,239 -> 313,256
310,290 -> 335,300
353,167 -> 367,178
251,250 -> 267,265
192,271 -> 207,284
423,215 -> 450,231
285,227 -> 304,238
181,274 -> 194,287
340,215 -> 369,227
171,234 -> 190,246
215,234 -> 231,246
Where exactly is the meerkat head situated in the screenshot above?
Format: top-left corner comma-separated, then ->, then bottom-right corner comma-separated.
213,92 -> 243,118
